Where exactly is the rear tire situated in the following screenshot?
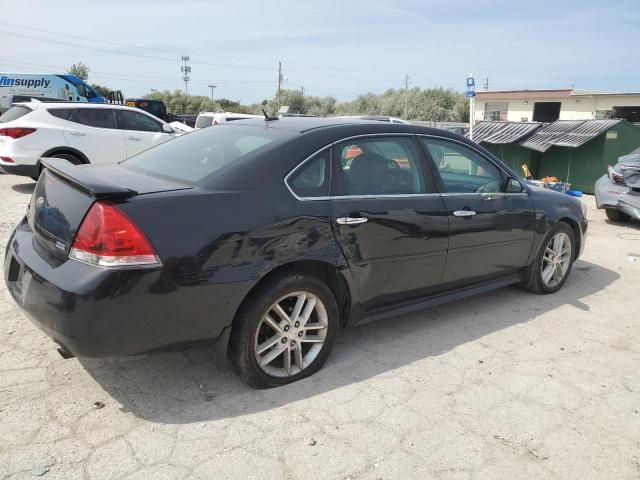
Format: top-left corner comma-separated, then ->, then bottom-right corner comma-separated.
521,222 -> 576,294
229,272 -> 339,388
605,208 -> 630,222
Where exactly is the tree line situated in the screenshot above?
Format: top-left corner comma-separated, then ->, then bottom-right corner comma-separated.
68,63 -> 469,122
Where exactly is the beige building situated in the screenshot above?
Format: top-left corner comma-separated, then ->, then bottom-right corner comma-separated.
474,89 -> 640,123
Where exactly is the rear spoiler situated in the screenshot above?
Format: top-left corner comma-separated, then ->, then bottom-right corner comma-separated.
40,158 -> 138,200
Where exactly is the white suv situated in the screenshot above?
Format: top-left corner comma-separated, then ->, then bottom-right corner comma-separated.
0,102 -> 180,179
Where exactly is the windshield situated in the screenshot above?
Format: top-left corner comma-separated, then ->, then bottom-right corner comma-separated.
195,116 -> 214,128
122,124 -> 289,184
0,106 -> 33,123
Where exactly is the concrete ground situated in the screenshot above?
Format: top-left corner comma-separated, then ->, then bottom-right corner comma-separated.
1,173 -> 639,480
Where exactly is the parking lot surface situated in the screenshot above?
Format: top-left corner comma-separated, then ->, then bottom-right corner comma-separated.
1,173 -> 639,480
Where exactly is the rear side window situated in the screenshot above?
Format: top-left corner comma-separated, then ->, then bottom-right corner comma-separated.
0,106 -> 32,123
287,150 -> 330,198
123,125 -> 287,184
47,108 -> 74,121
116,110 -> 163,132
333,136 -> 427,196
70,109 -> 116,129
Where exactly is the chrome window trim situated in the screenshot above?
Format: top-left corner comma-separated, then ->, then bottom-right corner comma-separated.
284,133 -> 430,202
284,132 -> 528,202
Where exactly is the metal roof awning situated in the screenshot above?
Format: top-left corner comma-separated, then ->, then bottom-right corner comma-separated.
520,120 -> 585,152
551,119 -> 621,148
470,121 -> 542,144
520,119 -> 622,151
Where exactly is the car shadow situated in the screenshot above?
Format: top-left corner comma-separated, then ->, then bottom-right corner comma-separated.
11,182 -> 36,194
79,259 -> 619,424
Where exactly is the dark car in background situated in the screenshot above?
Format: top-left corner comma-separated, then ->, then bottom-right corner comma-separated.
3,118 -> 587,388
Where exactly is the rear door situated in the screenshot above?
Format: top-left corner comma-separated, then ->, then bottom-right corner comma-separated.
329,135 -> 448,311
114,109 -> 174,158
419,136 -> 535,285
62,108 -> 126,164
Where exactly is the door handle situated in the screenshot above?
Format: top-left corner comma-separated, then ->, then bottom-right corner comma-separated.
453,210 -> 477,217
336,216 -> 368,225
127,136 -> 141,141
67,131 -> 86,137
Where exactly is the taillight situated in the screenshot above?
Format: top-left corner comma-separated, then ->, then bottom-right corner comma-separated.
0,127 -> 37,139
69,202 -> 160,268
607,165 -> 625,184
0,156 -> 15,163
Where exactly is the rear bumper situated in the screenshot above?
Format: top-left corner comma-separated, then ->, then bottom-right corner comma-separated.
0,161 -> 40,177
4,219 -> 236,357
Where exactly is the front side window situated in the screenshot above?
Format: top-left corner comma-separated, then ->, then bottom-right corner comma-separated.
288,150 -> 330,198
115,110 -> 163,132
69,108 -> 116,129
421,138 -> 503,194
333,136 -> 426,196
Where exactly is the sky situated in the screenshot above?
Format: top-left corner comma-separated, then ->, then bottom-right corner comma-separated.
1,0 -> 639,103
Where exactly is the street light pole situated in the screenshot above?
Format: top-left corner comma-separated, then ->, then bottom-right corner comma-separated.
208,84 -> 217,106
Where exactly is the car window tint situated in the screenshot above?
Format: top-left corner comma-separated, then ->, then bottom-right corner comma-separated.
115,110 -> 163,132
333,137 -> 426,196
421,138 -> 503,194
195,116 -> 214,128
0,106 -> 33,123
47,108 -> 74,121
288,150 -> 330,198
70,108 -> 116,129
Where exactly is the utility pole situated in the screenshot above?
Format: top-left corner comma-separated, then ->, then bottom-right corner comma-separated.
404,74 -> 411,120
208,84 -> 217,106
483,77 -> 489,91
181,56 -> 191,96
277,61 -> 283,110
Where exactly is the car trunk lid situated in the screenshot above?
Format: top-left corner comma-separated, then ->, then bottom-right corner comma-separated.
29,159 -> 192,261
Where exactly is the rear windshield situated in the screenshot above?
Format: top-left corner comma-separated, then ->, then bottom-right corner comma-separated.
0,106 -> 33,123
122,124 -> 290,184
195,116 -> 214,128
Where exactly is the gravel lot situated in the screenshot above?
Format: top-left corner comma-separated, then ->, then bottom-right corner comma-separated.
1,173 -> 639,480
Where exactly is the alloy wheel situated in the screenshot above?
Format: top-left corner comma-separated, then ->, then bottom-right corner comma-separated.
254,291 -> 328,377
541,232 -> 572,288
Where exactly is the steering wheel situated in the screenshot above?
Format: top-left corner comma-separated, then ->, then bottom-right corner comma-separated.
475,180 -> 501,193
388,159 -> 401,169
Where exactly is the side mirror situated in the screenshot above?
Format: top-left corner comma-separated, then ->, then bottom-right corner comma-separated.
162,124 -> 174,134
506,178 -> 524,193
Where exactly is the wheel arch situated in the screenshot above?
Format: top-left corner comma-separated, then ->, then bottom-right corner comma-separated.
557,216 -> 581,260
217,259 -> 354,360
41,147 -> 90,164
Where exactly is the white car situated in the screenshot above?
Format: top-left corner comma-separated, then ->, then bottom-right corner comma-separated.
0,102 -> 180,179
195,111 -> 263,129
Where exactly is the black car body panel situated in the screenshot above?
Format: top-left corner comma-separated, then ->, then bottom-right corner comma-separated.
4,118 -> 588,358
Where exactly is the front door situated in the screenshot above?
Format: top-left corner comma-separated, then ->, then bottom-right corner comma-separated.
419,136 -> 536,285
330,135 -> 448,310
114,109 -> 174,158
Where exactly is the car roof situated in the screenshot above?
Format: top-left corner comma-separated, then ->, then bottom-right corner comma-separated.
16,101 -> 153,112
227,116 -> 446,135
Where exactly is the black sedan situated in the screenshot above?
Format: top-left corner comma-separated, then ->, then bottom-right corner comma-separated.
3,118 -> 588,387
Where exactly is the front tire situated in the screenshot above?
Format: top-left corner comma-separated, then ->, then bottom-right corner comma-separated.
521,222 -> 576,294
229,272 -> 339,388
605,208 -> 630,222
